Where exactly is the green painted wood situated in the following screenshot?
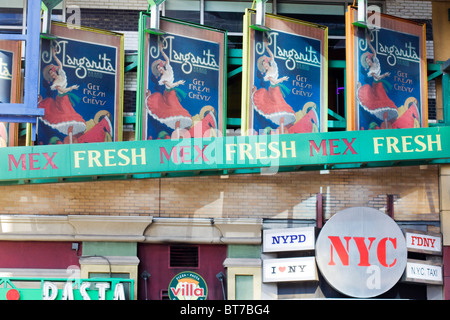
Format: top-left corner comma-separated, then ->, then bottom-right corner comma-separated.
1,126 -> 449,185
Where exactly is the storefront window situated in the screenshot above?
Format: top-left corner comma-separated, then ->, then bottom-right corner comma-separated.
0,0 -> 25,34
235,275 -> 254,299
165,0 -> 201,24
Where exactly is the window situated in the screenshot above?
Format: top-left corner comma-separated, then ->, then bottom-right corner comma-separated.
0,0 -> 25,34
169,245 -> 199,268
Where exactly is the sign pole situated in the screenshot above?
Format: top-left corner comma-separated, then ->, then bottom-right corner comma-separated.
250,0 -> 271,32
41,0 -> 64,39
353,0 -> 368,28
147,0 -> 166,35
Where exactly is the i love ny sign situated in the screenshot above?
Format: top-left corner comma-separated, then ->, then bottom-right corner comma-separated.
262,257 -> 318,283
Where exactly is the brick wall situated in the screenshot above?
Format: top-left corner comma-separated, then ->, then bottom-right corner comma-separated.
66,0 -> 149,10
0,166 -> 439,221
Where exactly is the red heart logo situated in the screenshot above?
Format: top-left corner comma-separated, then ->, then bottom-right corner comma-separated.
279,267 -> 286,272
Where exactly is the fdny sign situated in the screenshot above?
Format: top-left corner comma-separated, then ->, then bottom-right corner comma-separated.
405,230 -> 442,255
315,207 -> 407,298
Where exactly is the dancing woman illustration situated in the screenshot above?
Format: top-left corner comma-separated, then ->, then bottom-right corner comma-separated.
357,33 -> 398,129
146,42 -> 192,136
252,38 -> 296,134
38,46 -> 86,144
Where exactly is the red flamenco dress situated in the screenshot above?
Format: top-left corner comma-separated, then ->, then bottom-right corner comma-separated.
357,57 -> 398,124
146,89 -> 192,130
146,64 -> 192,131
39,68 -> 86,139
252,63 -> 296,127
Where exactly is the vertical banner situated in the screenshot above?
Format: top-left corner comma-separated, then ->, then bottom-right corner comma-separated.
0,41 -> 21,147
35,22 -> 124,145
136,14 -> 227,141
346,7 -> 428,131
241,9 -> 328,136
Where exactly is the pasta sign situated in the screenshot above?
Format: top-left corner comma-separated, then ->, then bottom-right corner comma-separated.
315,207 -> 407,298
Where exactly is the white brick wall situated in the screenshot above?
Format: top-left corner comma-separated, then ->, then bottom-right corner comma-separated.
67,0 -> 433,20
118,31 -> 139,52
124,72 -> 137,91
386,0 -> 432,20
66,0 -> 149,10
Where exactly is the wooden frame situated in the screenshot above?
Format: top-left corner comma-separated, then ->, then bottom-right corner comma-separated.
136,13 -> 227,141
346,6 -> 428,131
0,40 -> 21,147
33,22 -> 124,145
241,9 -> 328,136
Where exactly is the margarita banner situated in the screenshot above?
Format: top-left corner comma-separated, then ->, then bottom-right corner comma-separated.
136,14 -> 227,142
241,9 -> 328,135
0,126 -> 448,183
346,7 -> 428,131
35,22 -> 124,145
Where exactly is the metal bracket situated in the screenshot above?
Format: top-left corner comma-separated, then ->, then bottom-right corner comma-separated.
146,0 -> 166,35
353,0 -> 369,28
443,59 -> 450,74
41,0 -> 64,39
250,0 -> 271,32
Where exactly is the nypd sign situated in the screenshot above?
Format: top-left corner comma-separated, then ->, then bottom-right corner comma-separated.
263,227 -> 315,253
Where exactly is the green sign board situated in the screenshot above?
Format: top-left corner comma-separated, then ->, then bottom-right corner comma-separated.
0,277 -> 133,300
168,271 -> 208,300
1,127 -> 449,184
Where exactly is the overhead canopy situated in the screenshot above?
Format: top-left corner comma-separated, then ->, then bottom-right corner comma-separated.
1,126 -> 449,185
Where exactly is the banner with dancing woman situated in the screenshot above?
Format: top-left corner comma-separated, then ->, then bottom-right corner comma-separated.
241,9 -> 328,136
0,41 -> 21,147
136,14 -> 227,141
35,22 -> 124,145
346,6 -> 428,131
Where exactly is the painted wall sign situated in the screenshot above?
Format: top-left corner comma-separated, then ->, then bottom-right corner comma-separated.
263,257 -> 318,283
0,277 -> 133,300
0,41 -> 21,147
0,126 -> 448,183
315,207 -> 407,298
263,227 -> 315,252
405,229 -> 442,255
242,9 -> 328,135
404,259 -> 443,285
346,7 -> 428,131
137,14 -> 227,142
168,271 -> 208,300
35,22 -> 124,145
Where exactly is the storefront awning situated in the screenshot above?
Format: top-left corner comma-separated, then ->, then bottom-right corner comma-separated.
1,126 -> 449,185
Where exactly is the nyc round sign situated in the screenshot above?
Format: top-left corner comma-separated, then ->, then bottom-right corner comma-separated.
315,207 -> 407,298
168,271 -> 208,300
